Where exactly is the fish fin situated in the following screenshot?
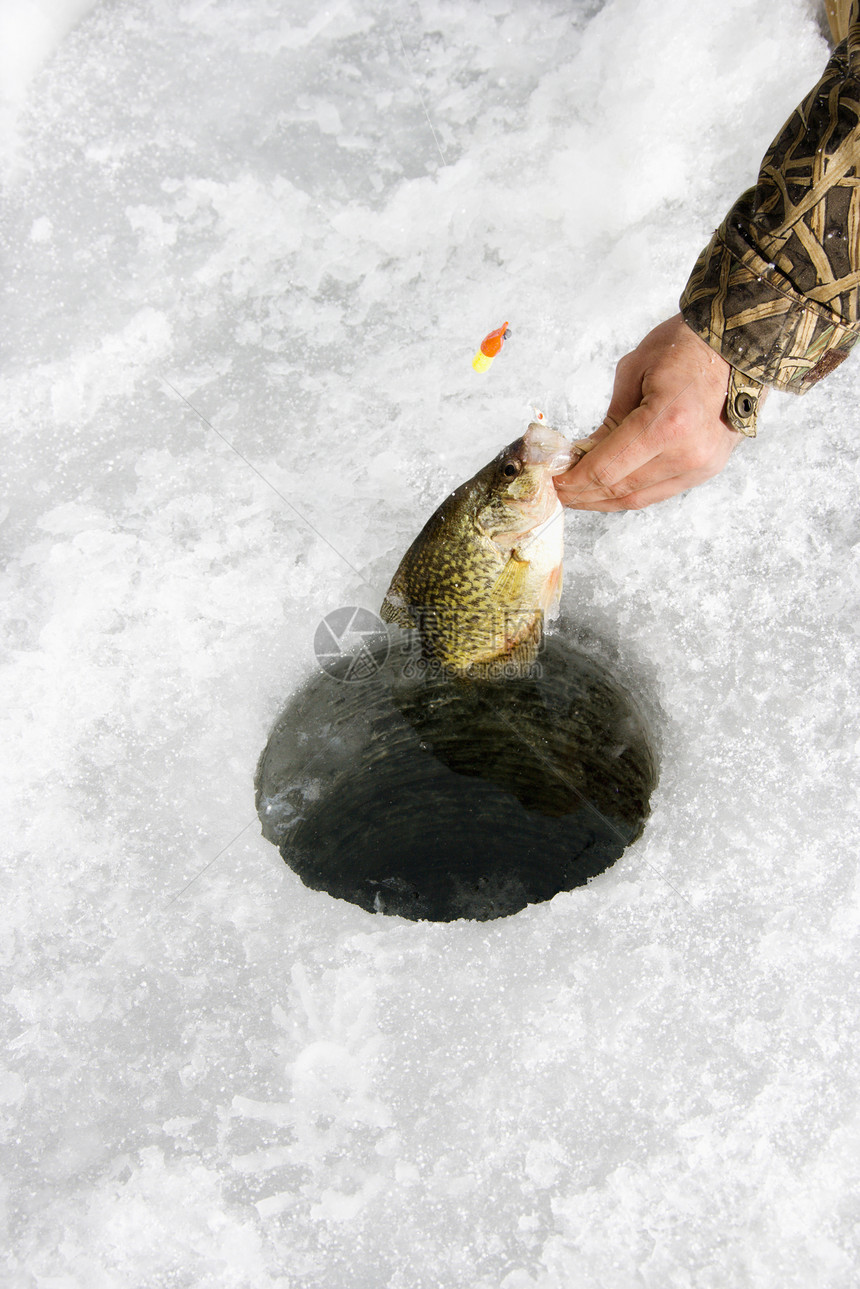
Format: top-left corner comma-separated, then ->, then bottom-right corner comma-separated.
540,562 -> 563,622
467,615 -> 543,679
492,550 -> 530,604
380,558 -> 418,628
380,592 -> 416,628
506,620 -> 543,669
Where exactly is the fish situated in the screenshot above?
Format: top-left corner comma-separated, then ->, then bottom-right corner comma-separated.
380,421 -> 575,677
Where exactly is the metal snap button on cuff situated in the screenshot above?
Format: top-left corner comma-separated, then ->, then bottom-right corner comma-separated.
726,367 -> 761,437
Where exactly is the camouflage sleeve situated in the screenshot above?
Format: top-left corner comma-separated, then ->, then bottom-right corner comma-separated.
679,2 -> 860,434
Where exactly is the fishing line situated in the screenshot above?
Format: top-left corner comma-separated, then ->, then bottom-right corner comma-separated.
393,23 -> 449,168
161,377 -> 384,596
160,18 -> 688,921
165,819 -> 257,907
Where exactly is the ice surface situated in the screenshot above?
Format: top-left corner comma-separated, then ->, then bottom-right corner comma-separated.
2,0 -> 860,1285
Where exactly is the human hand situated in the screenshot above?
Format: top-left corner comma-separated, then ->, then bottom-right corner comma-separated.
555,314 -> 744,511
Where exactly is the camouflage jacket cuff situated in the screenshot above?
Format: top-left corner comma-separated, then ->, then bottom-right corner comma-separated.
680,212 -> 860,394
680,18 -> 860,396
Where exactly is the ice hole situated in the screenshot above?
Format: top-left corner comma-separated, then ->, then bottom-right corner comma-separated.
256,633 -> 658,922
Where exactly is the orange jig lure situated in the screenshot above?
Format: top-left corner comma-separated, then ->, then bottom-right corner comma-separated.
472,322 -> 510,373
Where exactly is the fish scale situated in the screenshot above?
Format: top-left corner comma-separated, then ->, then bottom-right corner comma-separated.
380,422 -> 574,677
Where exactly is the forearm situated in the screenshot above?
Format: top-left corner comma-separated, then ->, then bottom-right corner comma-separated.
680,2 -> 860,431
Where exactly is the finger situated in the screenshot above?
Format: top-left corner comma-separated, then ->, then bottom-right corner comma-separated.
557,400 -> 672,506
570,344 -> 647,459
570,433 -> 601,459
570,471 -> 701,512
559,419 -> 615,478
565,423 -> 738,508
605,347 -> 646,424
570,413 -> 618,457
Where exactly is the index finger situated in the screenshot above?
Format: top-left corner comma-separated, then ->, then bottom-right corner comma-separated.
555,401 -> 673,507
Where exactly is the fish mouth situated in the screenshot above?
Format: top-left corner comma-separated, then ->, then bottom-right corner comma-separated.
491,428 -> 568,548
520,422 -> 575,475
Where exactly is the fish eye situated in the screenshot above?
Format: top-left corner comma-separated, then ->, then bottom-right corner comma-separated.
502,460 -> 522,478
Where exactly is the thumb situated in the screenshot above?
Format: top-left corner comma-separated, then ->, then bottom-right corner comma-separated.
567,345 -> 644,465
569,412 -> 619,462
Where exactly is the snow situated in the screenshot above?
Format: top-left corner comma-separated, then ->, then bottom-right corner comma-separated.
2,0 -> 860,1285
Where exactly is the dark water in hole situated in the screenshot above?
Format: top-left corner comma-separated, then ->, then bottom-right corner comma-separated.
256,632 -> 658,921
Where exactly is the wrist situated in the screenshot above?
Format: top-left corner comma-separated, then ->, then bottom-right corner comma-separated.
676,312 -> 762,436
